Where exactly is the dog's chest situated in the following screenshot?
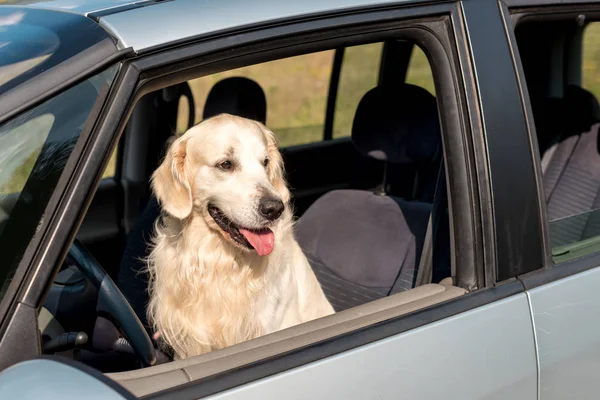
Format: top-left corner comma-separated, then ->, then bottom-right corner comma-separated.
196,267 -> 291,349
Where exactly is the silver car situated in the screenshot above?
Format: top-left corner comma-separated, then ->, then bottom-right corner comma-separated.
0,0 -> 598,398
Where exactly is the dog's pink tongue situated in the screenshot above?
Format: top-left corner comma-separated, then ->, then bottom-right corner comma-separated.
239,228 -> 274,256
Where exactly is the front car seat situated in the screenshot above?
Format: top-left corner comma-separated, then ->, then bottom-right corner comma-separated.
295,84 -> 443,312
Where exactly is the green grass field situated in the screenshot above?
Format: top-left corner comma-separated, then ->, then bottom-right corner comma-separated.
4,26 -> 600,193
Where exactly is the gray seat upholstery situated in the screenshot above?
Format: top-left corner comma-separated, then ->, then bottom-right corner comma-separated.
296,84 -> 442,312
117,77 -> 268,330
541,86 -> 600,247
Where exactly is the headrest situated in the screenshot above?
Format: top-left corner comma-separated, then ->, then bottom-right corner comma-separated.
203,77 -> 267,124
351,84 -> 441,164
563,85 -> 600,136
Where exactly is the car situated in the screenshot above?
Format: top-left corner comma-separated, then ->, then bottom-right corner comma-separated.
0,0 -> 599,398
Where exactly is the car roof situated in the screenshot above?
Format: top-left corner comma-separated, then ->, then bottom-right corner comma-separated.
2,0 -> 422,53
98,0 -> 419,52
1,0 -> 147,16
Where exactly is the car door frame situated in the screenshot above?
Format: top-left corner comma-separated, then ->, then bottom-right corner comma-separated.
108,5 -> 506,397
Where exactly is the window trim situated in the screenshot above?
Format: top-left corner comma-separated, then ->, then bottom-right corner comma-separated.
506,4 -> 600,289
323,47 -> 344,141
15,1 -> 501,395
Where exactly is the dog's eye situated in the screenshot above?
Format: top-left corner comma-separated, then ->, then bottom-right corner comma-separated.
217,160 -> 233,171
263,158 -> 269,167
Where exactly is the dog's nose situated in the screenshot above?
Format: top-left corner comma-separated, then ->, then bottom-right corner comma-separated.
259,197 -> 284,221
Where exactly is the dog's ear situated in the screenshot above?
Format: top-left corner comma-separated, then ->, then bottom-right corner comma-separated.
259,123 -> 290,204
151,136 -> 193,219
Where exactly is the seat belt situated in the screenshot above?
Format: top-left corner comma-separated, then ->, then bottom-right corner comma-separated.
415,161 -> 447,287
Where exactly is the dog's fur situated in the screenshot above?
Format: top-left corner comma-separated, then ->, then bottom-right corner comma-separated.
147,114 -> 334,359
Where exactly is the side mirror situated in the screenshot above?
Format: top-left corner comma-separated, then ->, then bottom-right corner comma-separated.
0,358 -> 134,399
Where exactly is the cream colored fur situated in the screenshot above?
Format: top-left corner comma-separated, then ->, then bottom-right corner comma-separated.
147,114 -> 334,359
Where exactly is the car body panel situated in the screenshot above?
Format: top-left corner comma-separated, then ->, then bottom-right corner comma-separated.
202,294 -> 536,400
98,0 -> 421,51
0,0 -> 147,16
0,359 -> 131,399
527,266 -> 600,399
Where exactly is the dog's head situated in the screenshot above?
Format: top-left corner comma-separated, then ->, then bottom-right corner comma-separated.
151,114 -> 290,256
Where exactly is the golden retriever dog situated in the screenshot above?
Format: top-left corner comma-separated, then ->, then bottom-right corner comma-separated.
147,114 -> 334,359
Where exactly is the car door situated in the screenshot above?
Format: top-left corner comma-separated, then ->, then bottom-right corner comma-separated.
159,1 -> 542,397
505,1 -> 600,398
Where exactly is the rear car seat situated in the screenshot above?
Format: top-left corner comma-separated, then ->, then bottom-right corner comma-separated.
540,85 -> 600,246
295,84 -> 444,312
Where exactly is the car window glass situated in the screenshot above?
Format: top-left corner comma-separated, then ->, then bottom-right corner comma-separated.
582,22 -> 600,101
547,21 -> 600,263
188,51 -> 334,147
0,65 -> 118,301
332,43 -> 383,139
516,20 -> 600,264
406,45 -> 436,95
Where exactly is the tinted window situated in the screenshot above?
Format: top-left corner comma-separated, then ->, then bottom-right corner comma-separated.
546,21 -> 600,263
0,65 -> 118,300
516,20 -> 600,264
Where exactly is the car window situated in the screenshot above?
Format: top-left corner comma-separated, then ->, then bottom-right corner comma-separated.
515,19 -> 600,264
582,22 -> 600,102
406,45 -> 436,95
545,21 -> 600,264
0,65 -> 118,301
188,51 -> 335,147
332,43 -> 383,138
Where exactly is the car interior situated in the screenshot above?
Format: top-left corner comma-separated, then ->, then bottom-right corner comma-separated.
515,18 -> 600,262
36,38 -> 466,393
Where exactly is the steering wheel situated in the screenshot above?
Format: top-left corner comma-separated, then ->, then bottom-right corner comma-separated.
68,239 -> 157,367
